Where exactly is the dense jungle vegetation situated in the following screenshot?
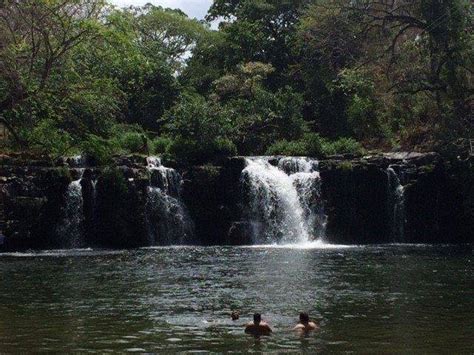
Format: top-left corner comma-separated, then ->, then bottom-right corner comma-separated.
0,0 -> 472,164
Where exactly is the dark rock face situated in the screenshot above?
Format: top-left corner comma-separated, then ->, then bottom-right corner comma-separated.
319,154 -> 473,244
0,153 -> 472,251
403,162 -> 473,243
0,156 -> 152,251
227,222 -> 254,245
180,157 -> 246,245
92,168 -> 149,248
320,162 -> 389,244
0,161 -> 70,251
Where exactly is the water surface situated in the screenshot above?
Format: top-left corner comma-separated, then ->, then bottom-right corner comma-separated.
0,244 -> 472,353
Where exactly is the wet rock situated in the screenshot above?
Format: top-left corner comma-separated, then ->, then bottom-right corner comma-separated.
0,153 -> 472,250
227,222 -> 253,245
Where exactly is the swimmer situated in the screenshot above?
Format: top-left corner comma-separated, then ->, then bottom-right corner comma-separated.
245,313 -> 272,336
231,311 -> 240,321
293,312 -> 318,333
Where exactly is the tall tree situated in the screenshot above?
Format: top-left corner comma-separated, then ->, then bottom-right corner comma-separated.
205,0 -> 311,87
0,0 -> 105,144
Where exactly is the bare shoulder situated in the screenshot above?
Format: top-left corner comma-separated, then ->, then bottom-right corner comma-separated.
293,324 -> 305,330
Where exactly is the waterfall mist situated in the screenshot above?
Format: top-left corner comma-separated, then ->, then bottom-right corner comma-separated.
387,166 -> 406,242
57,169 -> 85,248
241,157 -> 326,244
145,157 -> 194,245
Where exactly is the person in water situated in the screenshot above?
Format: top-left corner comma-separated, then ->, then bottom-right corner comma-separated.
245,313 -> 272,336
231,311 -> 240,321
293,312 -> 318,333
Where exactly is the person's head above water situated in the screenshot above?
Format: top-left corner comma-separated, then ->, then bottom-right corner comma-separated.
299,312 -> 310,324
231,311 -> 240,321
253,313 -> 262,325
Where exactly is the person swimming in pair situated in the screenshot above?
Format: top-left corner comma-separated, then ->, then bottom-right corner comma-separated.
293,312 -> 319,333
241,312 -> 318,336
244,313 -> 272,336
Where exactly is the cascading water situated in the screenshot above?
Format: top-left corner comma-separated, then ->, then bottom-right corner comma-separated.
57,169 -> 84,248
241,157 -> 326,244
145,157 -> 193,245
68,155 -> 86,168
386,166 -> 406,242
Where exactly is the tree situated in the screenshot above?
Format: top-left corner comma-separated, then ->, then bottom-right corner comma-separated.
295,1 -> 367,137
345,0 -> 473,131
131,4 -> 209,72
295,0 -> 472,144
162,93 -> 236,164
211,62 -> 306,154
0,0 -> 105,144
205,0 -> 312,88
93,5 -> 209,130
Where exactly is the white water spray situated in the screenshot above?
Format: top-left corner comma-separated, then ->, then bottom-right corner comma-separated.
57,169 -> 84,248
241,157 -> 326,244
145,157 -> 193,245
387,166 -> 406,242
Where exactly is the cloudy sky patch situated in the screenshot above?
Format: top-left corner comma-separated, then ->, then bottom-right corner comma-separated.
110,0 -> 213,19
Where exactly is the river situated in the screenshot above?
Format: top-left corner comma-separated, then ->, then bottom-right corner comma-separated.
0,244 -> 472,353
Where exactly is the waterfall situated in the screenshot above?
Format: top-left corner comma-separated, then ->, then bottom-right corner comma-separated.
57,170 -> 84,248
387,166 -> 406,242
68,155 -> 86,168
145,157 -> 193,245
241,157 -> 326,244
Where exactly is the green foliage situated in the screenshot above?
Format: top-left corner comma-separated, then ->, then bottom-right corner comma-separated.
81,135 -> 116,166
337,161 -> 354,171
162,93 -> 236,164
267,134 -> 366,157
100,168 -> 128,194
1,0 -> 471,160
266,133 -> 326,157
151,136 -> 173,154
206,63 -> 307,154
167,137 -> 237,165
266,140 -> 308,156
163,93 -> 233,143
28,120 -> 75,158
133,4 -> 209,71
333,69 -> 383,140
114,132 -> 147,154
325,137 -> 366,156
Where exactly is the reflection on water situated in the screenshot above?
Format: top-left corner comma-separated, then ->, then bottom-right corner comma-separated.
0,244 -> 472,352
247,239 -> 357,249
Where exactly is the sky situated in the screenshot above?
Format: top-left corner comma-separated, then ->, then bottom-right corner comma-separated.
110,0 -> 213,20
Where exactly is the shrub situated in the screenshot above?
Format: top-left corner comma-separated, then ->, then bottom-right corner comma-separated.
213,137 -> 237,158
28,119 -> 75,157
266,133 -> 327,157
302,133 -> 328,157
116,131 -> 147,154
151,136 -> 173,154
325,137 -> 365,156
337,161 -> 354,171
106,124 -> 149,154
81,135 -> 115,166
167,137 -> 237,165
266,134 -> 365,157
266,140 -> 307,156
